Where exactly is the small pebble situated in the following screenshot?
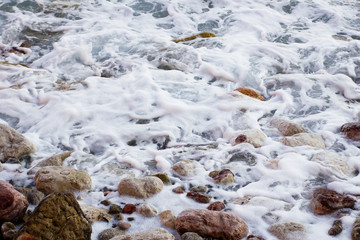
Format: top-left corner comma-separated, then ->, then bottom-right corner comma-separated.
101,200 -> 111,206
117,221 -> 131,230
109,204 -> 122,214
114,214 -> 124,221
172,186 -> 185,194
122,204 -> 136,214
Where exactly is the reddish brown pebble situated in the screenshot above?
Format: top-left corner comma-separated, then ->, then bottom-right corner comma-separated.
122,204 -> 136,214
186,192 -> 212,203
340,122 -> 360,140
235,87 -> 265,101
117,221 -> 131,230
207,201 -> 225,211
311,188 -> 356,215
16,234 -> 39,240
235,134 -> 247,144
328,220 -> 343,236
172,186 -> 185,194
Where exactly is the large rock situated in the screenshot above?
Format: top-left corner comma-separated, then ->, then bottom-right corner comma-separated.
268,222 -> 306,240
110,228 -> 175,240
34,166 -> 92,195
175,209 -> 248,240
230,129 -> 266,148
80,204 -> 113,223
311,188 -> 356,215
280,133 -> 325,148
0,180 -> 29,222
118,177 -> 163,198
158,210 -> 176,229
311,151 -> 354,176
0,124 -> 36,162
340,122 -> 360,140
270,118 -> 306,136
172,160 -> 204,177
29,152 -> 72,174
16,192 -> 92,239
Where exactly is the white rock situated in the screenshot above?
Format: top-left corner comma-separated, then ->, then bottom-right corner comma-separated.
312,151 -> 354,176
230,129 -> 267,148
280,133 -> 325,148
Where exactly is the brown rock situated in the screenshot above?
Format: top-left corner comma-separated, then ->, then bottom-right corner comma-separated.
122,204 -> 136,214
190,186 -> 207,193
159,210 -> 176,229
181,232 -> 203,240
117,221 -> 131,230
16,192 -> 92,240
247,235 -> 265,240
1,222 -> 16,240
29,152 -> 72,174
34,166 -> 92,195
268,222 -> 306,240
98,228 -> 125,240
328,220 -> 342,236
151,173 -> 172,185
207,201 -> 225,211
110,227 -> 175,240
352,217 -> 360,240
109,204 -> 122,214
137,203 -> 158,217
172,160 -> 204,177
172,186 -> 185,194
270,118 -> 306,136
186,192 -> 212,203
0,180 -> 29,222
0,124 -> 36,162
340,122 -> 360,140
16,234 -> 39,240
209,169 -> 234,184
234,88 -> 265,101
311,188 -> 356,215
175,209 -> 248,240
118,177 -> 163,198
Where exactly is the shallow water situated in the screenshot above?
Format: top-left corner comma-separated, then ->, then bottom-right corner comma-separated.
1,0 -> 360,239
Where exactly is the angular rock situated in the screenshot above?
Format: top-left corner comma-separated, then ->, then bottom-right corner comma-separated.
352,217 -> 360,240
209,169 -> 234,184
34,166 -> 92,195
110,227 -> 175,240
207,201 -> 225,211
172,186 -> 185,194
0,124 -> 36,162
0,180 -> 29,222
16,192 -> 92,240
186,192 -> 212,203
311,188 -> 356,215
29,152 -> 72,174
231,129 -> 266,148
15,187 -> 45,205
172,160 -> 203,177
270,118 -> 306,136
175,209 -> 248,240
280,133 -> 325,148
340,122 -> 360,140
118,177 -> 163,199
122,204 -> 136,214
137,203 -> 158,217
159,210 -> 176,229
80,204 -> 113,223
98,228 -> 125,240
234,88 -> 265,101
328,220 -> 342,236
311,151 -> 354,176
268,222 -> 306,240
117,222 -> 131,230
151,173 -> 172,185
1,222 -> 16,240
181,232 -> 203,240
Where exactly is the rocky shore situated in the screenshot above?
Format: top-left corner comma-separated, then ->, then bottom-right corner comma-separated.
1,103 -> 360,240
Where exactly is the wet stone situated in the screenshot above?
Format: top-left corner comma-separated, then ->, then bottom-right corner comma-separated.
270,118 -> 306,136
209,169 -> 234,184
268,222 -> 306,240
234,87 -> 265,101
98,228 -> 125,240
118,177 -> 163,198
190,186 -> 207,193
159,210 -> 176,229
340,122 -> 360,141
117,221 -> 131,230
122,204 -> 136,214
109,204 -> 122,214
328,220 -> 342,236
15,187 -> 45,205
181,232 -> 204,240
114,214 -> 124,221
247,235 -> 265,240
207,201 -> 225,211
137,202 -> 158,217
186,192 -> 212,203
110,228 -> 175,240
100,200 -> 111,206
311,188 -> 356,215
151,173 -> 172,185
172,186 -> 185,194
1,222 -> 16,240
352,217 -> 360,240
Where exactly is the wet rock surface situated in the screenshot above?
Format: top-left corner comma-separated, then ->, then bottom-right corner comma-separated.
172,160 -> 204,177
268,222 -> 306,240
137,202 -> 158,217
231,129 -> 267,148
270,118 -> 306,136
159,210 -> 176,229
186,192 -> 212,203
98,228 -> 125,240
234,87 -> 265,101
80,204 -> 113,223
15,187 -> 45,205
34,166 -> 92,195
207,201 -> 225,211
181,232 -> 203,240
209,169 -> 234,184
0,180 -> 29,222
118,177 -> 163,198
110,227 -> 175,240
1,222 -> 17,240
328,220 -> 343,236
311,188 -> 356,215
17,192 -> 92,240
0,124 -> 36,163
340,122 -> 360,140
175,209 -> 248,240
280,133 -> 325,148
352,217 -> 360,240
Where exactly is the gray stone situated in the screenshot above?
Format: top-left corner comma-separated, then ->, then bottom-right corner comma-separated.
15,187 -> 45,205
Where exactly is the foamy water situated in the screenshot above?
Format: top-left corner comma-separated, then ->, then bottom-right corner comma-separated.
1,0 -> 360,239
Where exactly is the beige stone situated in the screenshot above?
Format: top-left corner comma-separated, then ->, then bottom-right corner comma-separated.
137,203 -> 158,217
270,118 -> 306,136
118,177 -> 163,199
311,151 -> 354,176
110,228 -> 175,240
230,129 -> 266,148
172,160 -> 203,177
158,210 -> 176,229
280,133 -> 325,148
80,204 -> 113,223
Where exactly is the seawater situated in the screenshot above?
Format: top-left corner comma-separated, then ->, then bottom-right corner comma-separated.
1,0 -> 360,239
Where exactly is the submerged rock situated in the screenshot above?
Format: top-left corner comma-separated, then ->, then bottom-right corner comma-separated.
118,177 -> 163,198
173,32 -> 216,43
181,232 -> 203,240
268,222 -> 306,240
0,180 -> 29,222
110,227 -> 175,240
280,133 -> 325,148
175,209 -> 248,240
270,118 -> 306,136
311,151 -> 354,176
34,166 -> 92,195
186,192 -> 212,203
231,129 -> 267,148
234,88 -> 265,101
16,192 -> 92,240
0,124 -> 36,162
172,160 -> 204,177
209,169 -> 234,184
311,188 -> 356,215
340,122 -> 360,141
